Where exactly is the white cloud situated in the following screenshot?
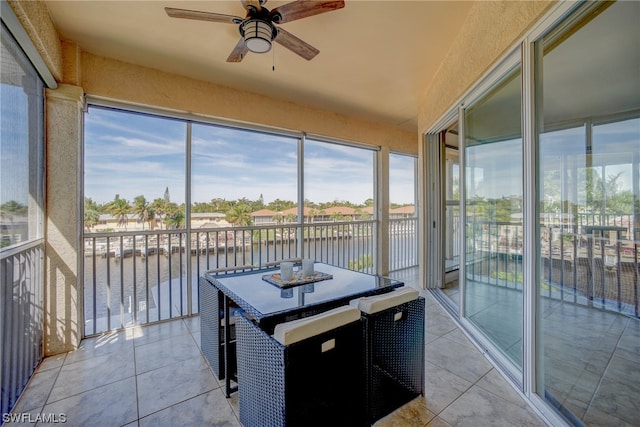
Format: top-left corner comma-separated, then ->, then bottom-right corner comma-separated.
84,109 -> 418,206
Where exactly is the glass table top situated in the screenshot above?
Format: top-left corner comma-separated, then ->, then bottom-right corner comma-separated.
204,263 -> 403,321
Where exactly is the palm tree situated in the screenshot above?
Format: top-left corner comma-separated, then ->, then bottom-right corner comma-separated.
107,197 -> 131,229
330,211 -> 343,222
163,202 -> 183,229
285,213 -> 297,224
84,209 -> 100,231
150,198 -> 168,229
133,195 -> 152,230
308,209 -> 317,224
0,200 -> 28,216
165,211 -> 184,229
226,203 -> 253,226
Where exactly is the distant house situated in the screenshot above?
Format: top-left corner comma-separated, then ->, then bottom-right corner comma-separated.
312,206 -> 357,221
94,213 -> 140,231
0,215 -> 28,247
390,205 -> 415,218
191,213 -> 228,228
251,209 -> 278,225
281,207 -> 313,222
245,205 -> 413,225
360,206 -> 374,217
90,212 -> 227,231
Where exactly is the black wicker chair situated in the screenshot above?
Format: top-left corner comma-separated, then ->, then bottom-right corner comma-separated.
199,276 -> 228,380
235,306 -> 368,427
351,287 -> 425,424
199,265 -> 255,394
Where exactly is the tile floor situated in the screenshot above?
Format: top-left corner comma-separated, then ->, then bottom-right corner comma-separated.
440,276 -> 640,427
6,272 -> 548,427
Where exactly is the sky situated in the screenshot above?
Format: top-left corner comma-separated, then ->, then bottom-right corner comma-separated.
465,118 -> 639,200
79,107 -> 640,210
83,107 -> 417,207
1,85 -> 30,205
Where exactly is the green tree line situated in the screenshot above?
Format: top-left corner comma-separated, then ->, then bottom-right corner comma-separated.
83,190 -> 394,231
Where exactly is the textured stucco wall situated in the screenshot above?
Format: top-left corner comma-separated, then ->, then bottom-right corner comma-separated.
7,0 -> 62,81
45,84 -> 84,355
61,39 -> 82,86
7,0 -> 82,354
417,0 -> 556,132
81,53 -> 416,153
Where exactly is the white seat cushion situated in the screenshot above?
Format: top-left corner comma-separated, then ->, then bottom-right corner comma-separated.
273,306 -> 361,346
357,287 -> 419,314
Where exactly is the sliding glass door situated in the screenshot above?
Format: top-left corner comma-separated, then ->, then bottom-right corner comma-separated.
535,2 -> 640,424
463,66 -> 524,372
429,1 -> 639,424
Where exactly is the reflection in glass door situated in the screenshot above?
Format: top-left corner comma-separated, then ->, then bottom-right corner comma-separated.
463,67 -> 524,371
443,125 -> 461,307
535,3 -> 640,424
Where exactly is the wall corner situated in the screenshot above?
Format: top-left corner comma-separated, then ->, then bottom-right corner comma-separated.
44,83 -> 84,355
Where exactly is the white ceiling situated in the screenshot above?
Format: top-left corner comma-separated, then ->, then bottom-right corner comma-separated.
44,0 -> 474,132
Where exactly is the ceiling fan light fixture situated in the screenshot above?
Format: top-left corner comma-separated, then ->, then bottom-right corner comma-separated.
241,19 -> 276,53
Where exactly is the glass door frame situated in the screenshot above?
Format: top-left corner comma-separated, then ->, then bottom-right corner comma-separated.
457,49 -> 525,387
423,2 -> 585,426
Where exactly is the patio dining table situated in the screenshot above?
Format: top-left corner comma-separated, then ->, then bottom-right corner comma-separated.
199,262 -> 404,397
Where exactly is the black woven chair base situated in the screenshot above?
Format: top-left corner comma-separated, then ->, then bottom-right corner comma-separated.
363,297 -> 425,424
369,365 -> 420,421
236,311 -> 368,427
200,278 -> 224,378
200,278 -> 237,381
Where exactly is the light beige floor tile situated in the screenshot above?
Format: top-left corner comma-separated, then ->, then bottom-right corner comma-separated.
425,336 -> 492,384
1,407 -> 42,426
10,368 -> 59,413
426,416 -> 455,427
183,315 -> 201,333
48,347 -> 135,403
583,405 -> 638,427
132,319 -> 190,347
40,376 -> 137,427
64,330 -> 133,365
441,328 -> 476,350
475,369 -> 526,406
439,385 -> 545,427
138,389 -> 240,427
136,355 -> 218,418
424,312 -> 457,337
423,361 -> 472,414
374,396 -> 435,427
227,393 -> 239,418
425,331 -> 441,344
586,353 -> 640,426
134,332 -> 201,374
37,354 -> 66,372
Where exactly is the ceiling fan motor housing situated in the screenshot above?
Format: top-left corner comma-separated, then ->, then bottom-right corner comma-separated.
240,18 -> 277,53
165,0 -> 345,62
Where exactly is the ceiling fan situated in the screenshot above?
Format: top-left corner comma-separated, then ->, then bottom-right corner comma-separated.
165,0 -> 345,62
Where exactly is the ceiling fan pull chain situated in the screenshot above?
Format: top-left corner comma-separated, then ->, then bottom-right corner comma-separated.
272,44 -> 276,71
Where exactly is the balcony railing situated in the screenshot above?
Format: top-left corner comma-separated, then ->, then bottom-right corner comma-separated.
389,217 -> 418,271
82,219 -> 422,336
466,217 -> 639,319
0,240 -> 44,416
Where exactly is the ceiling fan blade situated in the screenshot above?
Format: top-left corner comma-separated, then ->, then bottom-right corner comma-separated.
270,0 -> 344,24
274,28 -> 319,60
227,38 -> 249,62
241,0 -> 263,13
165,7 -> 242,24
